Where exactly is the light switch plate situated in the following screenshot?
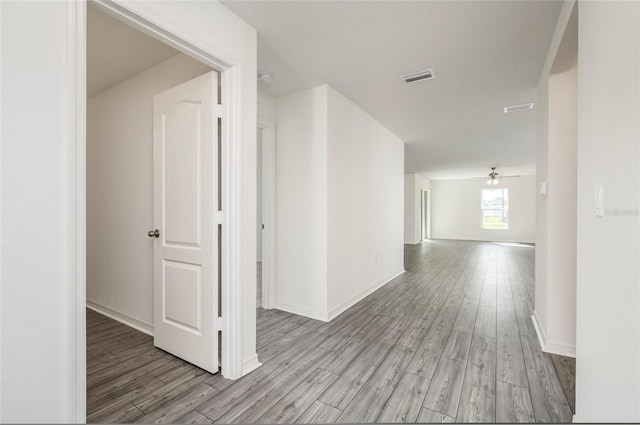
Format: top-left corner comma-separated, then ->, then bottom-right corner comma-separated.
540,182 -> 547,196
594,184 -> 604,217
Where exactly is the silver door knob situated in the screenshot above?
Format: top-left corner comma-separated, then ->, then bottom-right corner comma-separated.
148,229 -> 160,238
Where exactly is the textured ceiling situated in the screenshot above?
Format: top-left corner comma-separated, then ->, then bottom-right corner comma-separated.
222,1 -> 563,179
87,6 -> 179,98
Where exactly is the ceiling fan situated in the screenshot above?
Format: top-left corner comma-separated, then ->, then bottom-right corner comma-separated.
472,167 -> 520,185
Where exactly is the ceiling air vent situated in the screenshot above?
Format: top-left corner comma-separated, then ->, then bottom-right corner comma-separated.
401,68 -> 435,84
504,102 -> 534,113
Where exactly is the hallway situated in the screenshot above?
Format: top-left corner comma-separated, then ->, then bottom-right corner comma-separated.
87,240 -> 573,423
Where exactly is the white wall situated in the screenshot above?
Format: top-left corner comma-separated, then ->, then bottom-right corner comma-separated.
258,90 -> 276,123
576,1 -> 640,421
256,129 -> 263,261
404,173 -> 432,244
533,0 -> 578,359
326,86 -> 405,318
1,2 -> 75,421
274,85 -> 404,321
0,0 -> 257,420
87,54 -> 211,331
274,86 -> 329,319
431,177 -> 536,243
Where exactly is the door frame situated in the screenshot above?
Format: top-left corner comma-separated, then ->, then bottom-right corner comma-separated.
421,189 -> 430,240
258,118 -> 275,310
68,0 -> 248,420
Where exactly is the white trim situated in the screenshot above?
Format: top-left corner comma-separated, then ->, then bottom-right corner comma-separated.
220,64 -> 244,379
67,2 -> 86,422
257,118 -> 275,310
90,0 -> 233,71
0,2 -> 3,421
328,269 -> 406,321
87,300 -> 154,336
242,354 -> 262,375
572,414 -> 579,423
429,236 -> 536,245
531,311 -> 576,358
543,340 -> 576,358
265,269 -> 408,323
272,301 -> 329,322
531,310 -> 548,349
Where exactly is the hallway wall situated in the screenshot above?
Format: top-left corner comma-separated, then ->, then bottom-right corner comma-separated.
274,84 -> 405,321
576,1 -> 640,421
326,86 -> 405,319
274,85 -> 329,319
533,0 -> 578,359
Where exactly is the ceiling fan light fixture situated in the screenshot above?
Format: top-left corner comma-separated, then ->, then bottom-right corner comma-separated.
474,167 -> 518,183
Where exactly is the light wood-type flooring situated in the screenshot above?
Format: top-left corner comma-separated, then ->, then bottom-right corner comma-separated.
87,240 -> 575,423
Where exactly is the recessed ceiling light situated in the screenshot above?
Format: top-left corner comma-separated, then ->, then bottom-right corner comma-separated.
401,68 -> 435,84
504,102 -> 534,113
258,71 -> 273,84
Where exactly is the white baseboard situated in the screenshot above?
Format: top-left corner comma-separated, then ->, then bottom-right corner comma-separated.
327,269 -> 406,321
544,340 -> 576,358
271,269 -> 405,323
531,310 -> 547,349
572,414 -> 579,423
271,300 -> 329,322
431,236 -> 536,244
241,354 -> 262,376
531,311 -> 576,358
87,299 -> 154,336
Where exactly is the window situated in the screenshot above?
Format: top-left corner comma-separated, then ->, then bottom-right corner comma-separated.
481,188 -> 508,229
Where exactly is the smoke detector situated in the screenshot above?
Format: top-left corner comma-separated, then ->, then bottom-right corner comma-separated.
504,102 -> 534,113
258,71 -> 273,84
401,68 -> 435,84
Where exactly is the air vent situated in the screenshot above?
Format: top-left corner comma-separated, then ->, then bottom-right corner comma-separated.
401,68 -> 435,83
504,102 -> 534,113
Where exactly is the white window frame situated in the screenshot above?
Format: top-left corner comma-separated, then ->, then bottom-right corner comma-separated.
481,188 -> 509,230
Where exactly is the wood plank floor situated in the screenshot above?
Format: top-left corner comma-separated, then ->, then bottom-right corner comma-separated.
87,240 -> 574,423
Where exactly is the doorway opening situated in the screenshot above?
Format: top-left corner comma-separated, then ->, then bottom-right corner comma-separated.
84,4 -> 233,421
257,119 -> 275,311
421,189 -> 430,240
257,126 -> 263,308
71,0 -> 251,420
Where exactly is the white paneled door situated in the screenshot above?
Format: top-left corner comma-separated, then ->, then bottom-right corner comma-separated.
152,71 -> 219,374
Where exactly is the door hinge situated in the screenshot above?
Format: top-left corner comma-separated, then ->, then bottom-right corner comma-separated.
216,104 -> 223,119
216,210 -> 223,224
215,316 -> 223,332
